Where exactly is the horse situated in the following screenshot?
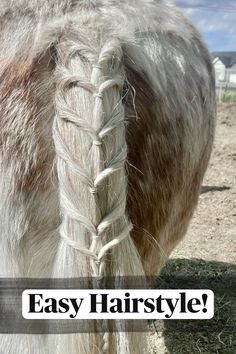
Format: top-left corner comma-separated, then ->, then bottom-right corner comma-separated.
0,1 -> 216,353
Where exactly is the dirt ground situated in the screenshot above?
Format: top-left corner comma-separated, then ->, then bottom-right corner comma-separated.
149,104 -> 236,354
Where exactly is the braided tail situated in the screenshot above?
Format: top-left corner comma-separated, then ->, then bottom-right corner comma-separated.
51,30 -> 146,354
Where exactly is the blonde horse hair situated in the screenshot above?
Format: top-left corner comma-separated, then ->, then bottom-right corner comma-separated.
51,21 -> 145,353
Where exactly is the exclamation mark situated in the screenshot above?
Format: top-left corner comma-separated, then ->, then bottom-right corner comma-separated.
202,294 -> 208,313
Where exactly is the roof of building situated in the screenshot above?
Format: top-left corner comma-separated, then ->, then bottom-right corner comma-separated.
212,52 -> 236,68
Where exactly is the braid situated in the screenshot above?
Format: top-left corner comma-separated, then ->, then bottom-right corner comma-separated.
54,38 -> 132,274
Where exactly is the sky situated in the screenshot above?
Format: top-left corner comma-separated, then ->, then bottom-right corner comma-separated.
175,0 -> 236,52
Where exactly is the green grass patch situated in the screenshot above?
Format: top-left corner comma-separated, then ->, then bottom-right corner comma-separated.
220,90 -> 236,103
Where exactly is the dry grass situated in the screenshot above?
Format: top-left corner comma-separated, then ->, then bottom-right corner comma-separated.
149,258 -> 236,354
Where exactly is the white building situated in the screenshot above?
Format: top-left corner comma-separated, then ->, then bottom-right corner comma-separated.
212,52 -> 236,87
